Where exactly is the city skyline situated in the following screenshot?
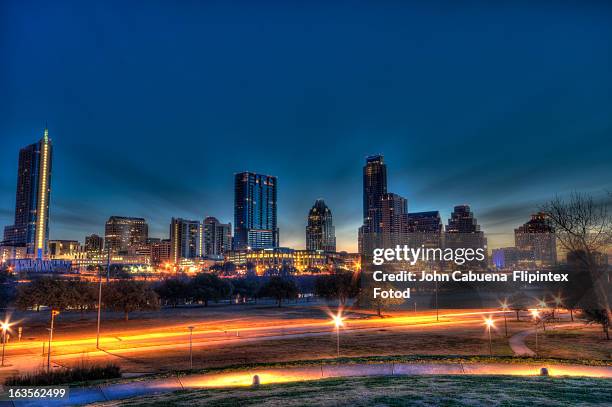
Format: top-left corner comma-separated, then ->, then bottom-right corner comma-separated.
0,131 -> 598,255
2,1 -> 612,252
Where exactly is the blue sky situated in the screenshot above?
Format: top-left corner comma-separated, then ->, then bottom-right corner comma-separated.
1,1 -> 611,252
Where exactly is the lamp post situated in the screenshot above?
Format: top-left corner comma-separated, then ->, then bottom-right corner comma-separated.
188,326 -> 195,370
47,310 -> 59,372
1,320 -> 10,367
531,309 -> 540,357
435,279 -> 439,322
484,317 -> 494,356
332,313 -> 344,358
96,248 -> 111,349
500,300 -> 509,338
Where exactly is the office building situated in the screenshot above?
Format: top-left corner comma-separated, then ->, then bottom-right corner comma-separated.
151,239 -> 172,265
359,155 -> 388,255
444,205 -> 488,267
104,216 -> 148,254
3,127 -> 52,259
514,212 -> 557,266
170,218 -> 201,263
306,199 -> 336,252
203,216 -> 232,257
84,234 -> 104,254
234,172 -> 278,250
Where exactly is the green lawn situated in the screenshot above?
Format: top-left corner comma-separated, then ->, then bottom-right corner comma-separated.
98,375 -> 612,406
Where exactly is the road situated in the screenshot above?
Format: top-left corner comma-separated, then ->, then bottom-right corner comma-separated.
0,308 -> 507,377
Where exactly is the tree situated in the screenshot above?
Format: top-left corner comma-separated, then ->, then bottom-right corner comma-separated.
103,280 -> 159,321
231,277 -> 260,303
314,272 -> 359,305
0,269 -> 16,308
541,192 -> 612,338
155,278 -> 190,307
259,276 -> 298,307
15,278 -> 74,311
581,309 -> 611,340
372,282 -> 404,317
67,280 -> 98,313
508,292 -> 530,321
190,273 -> 233,306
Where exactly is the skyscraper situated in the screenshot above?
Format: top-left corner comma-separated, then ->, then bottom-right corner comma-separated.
104,216 -> 148,254
380,193 -> 407,248
306,199 -> 336,252
359,155 -> 388,255
203,216 -> 232,257
234,172 -> 278,250
362,155 -> 387,232
170,218 -> 201,263
514,212 -> 557,266
3,127 -> 53,259
444,205 -> 488,267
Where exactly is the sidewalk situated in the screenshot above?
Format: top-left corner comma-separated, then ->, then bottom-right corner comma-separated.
2,361 -> 611,407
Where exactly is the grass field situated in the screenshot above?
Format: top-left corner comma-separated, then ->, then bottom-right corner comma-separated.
96,375 -> 612,406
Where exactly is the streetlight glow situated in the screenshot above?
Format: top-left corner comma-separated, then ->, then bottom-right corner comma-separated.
1,318 -> 12,367
331,311 -> 344,358
483,317 -> 494,356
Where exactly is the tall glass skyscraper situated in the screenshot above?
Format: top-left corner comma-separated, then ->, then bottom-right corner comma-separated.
359,155 -> 387,254
306,199 -> 336,252
170,218 -> 201,263
234,172 -> 278,250
3,127 -> 52,259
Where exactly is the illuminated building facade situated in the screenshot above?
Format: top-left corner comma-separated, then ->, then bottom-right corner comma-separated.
48,240 -> 81,259
514,212 -> 557,266
170,218 -> 201,263
84,234 -> 104,254
444,205 -> 488,267
3,127 -> 52,259
234,172 -> 278,250
104,216 -> 148,254
203,216 -> 232,257
359,155 -> 387,255
306,199 -> 336,252
151,239 -> 172,265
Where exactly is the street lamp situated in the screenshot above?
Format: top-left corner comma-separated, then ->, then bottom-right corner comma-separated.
531,309 -> 540,357
484,317 -> 494,356
188,326 -> 195,370
500,300 -> 509,338
552,294 -> 563,319
1,319 -> 12,367
96,248 -> 112,349
47,309 -> 60,372
331,313 -> 344,358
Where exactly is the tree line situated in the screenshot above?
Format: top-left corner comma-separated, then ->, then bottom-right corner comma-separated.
11,270 -> 361,319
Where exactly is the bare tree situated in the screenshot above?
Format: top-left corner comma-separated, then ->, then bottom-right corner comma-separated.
541,192 -> 611,339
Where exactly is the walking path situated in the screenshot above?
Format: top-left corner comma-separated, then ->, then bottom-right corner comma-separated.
509,322 -> 583,356
2,360 -> 611,407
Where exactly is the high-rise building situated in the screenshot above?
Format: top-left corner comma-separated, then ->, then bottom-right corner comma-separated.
203,216 -> 232,257
3,127 -> 53,259
84,234 -> 104,254
151,239 -> 172,265
104,216 -> 148,254
170,218 -> 201,263
306,199 -> 336,252
380,193 -> 407,248
444,205 -> 488,267
234,172 -> 278,250
402,211 -> 443,248
514,212 -> 557,266
359,155 -> 388,255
